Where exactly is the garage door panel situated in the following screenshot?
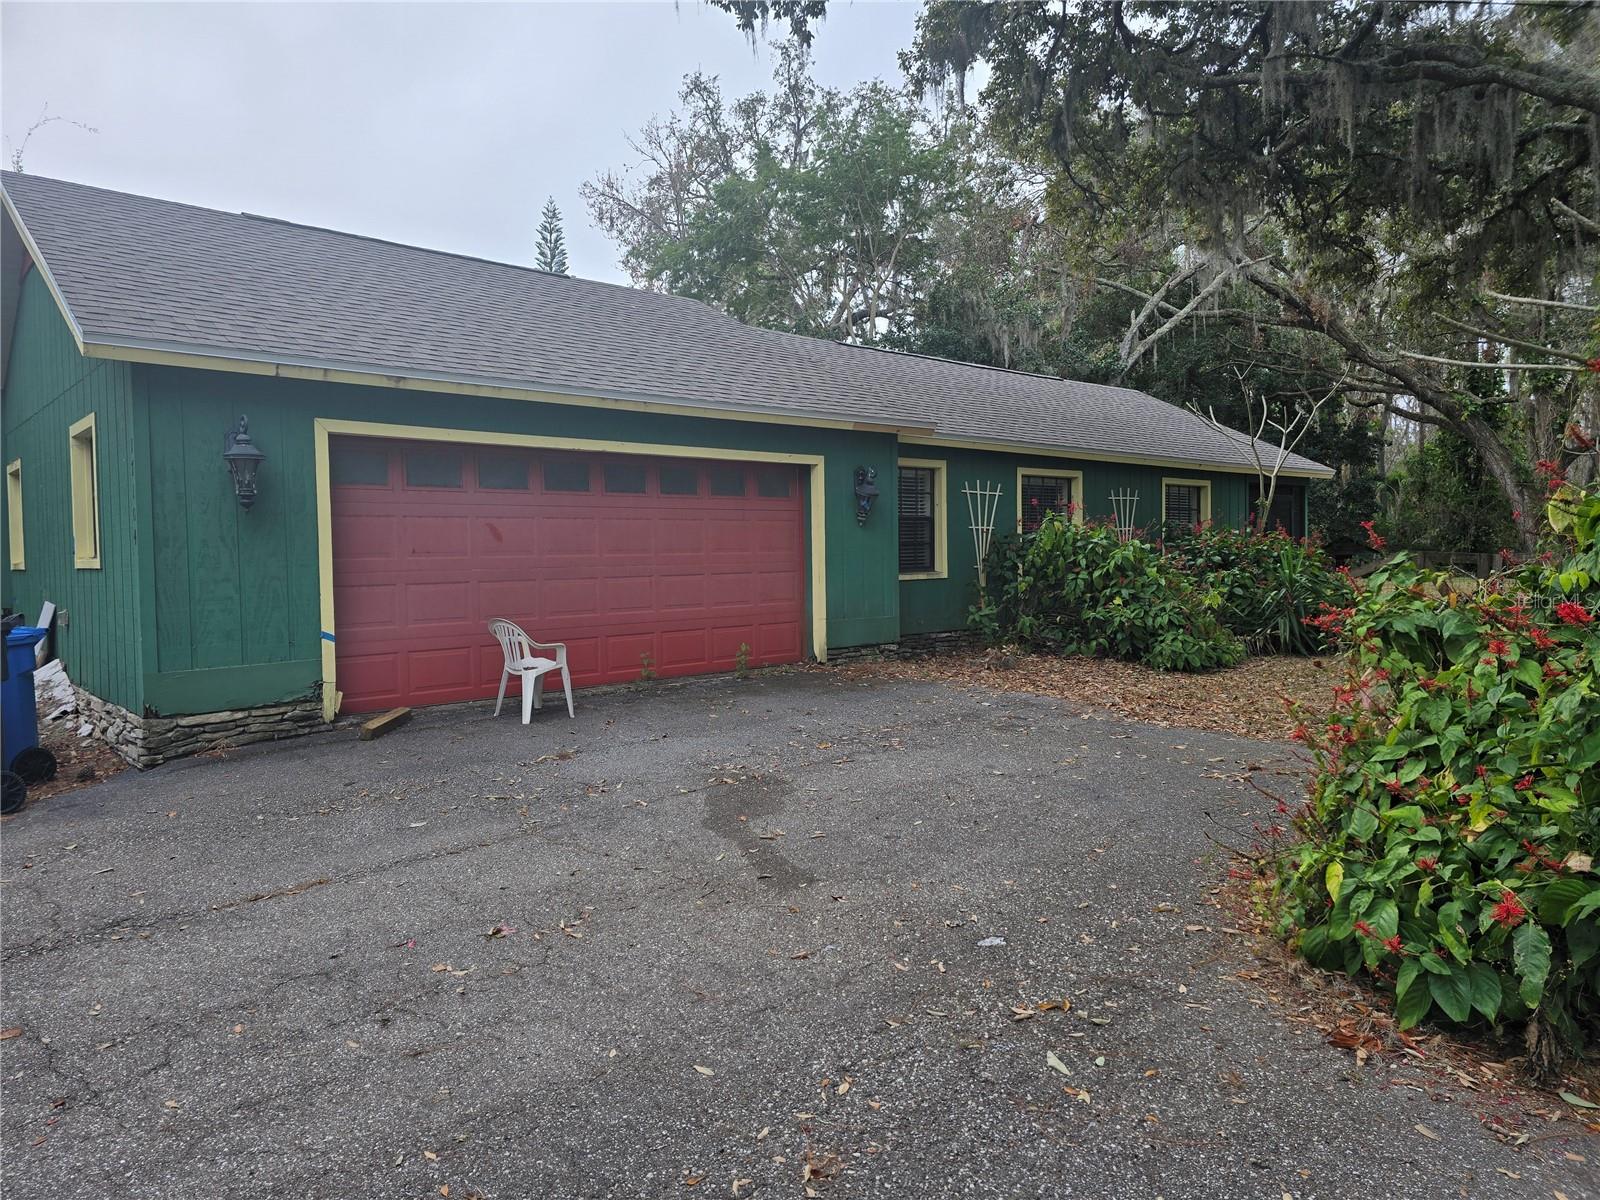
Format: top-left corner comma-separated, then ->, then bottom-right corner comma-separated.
660,628 -> 708,668
334,583 -> 399,630
545,577 -> 600,619
474,517 -> 540,556
332,513 -> 397,560
657,574 -> 707,611
542,516 -> 599,557
405,646 -> 477,697
605,632 -> 657,675
332,438 -> 805,713
405,581 -> 474,626
403,516 -> 474,557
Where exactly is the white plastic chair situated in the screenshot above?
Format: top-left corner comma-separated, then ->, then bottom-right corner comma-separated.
488,619 -> 574,723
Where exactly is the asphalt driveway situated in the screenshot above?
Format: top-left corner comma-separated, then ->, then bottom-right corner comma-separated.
2,669 -> 1596,1199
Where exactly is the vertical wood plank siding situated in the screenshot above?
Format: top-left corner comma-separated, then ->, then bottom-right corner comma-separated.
1,270 -> 144,710
897,445 -> 1251,637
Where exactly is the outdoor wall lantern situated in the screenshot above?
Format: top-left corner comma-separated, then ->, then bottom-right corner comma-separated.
853,466 -> 879,526
223,416 -> 266,511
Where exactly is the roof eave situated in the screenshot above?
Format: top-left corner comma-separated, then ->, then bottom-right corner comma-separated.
75,332 -> 934,438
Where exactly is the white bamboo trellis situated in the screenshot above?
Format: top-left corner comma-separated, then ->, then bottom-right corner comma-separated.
963,480 -> 1004,594
1110,489 -> 1140,542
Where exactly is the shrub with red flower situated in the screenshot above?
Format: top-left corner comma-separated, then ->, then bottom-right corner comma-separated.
1555,600 -> 1592,626
1359,519 -> 1387,551
1276,483 -> 1600,1062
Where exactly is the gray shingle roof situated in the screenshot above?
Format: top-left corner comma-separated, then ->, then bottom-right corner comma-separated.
2,172 -> 1330,477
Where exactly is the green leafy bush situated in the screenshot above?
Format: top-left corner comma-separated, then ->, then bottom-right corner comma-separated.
972,515 -> 1245,671
1275,485 -> 1600,1067
1162,524 -> 1352,655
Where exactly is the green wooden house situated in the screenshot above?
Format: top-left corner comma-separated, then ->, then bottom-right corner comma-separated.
0,173 -> 1330,765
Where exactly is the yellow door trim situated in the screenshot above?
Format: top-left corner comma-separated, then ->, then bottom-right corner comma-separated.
312,418 -> 829,721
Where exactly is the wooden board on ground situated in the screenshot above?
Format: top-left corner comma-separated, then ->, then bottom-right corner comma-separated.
359,707 -> 412,741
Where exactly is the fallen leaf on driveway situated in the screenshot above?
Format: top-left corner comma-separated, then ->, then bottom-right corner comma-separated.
1559,1091 -> 1599,1110
1045,1050 -> 1071,1077
1414,1123 -> 1439,1140
485,923 -> 516,939
694,1065 -> 714,1076
0,1027 -> 21,1041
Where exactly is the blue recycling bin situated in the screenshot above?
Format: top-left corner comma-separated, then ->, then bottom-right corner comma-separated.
2,625 -> 46,773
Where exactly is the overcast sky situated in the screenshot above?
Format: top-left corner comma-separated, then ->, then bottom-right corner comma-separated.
1,1 -> 919,284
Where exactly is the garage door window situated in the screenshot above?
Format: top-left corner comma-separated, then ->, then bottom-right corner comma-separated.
544,459 -> 590,492
404,447 -> 462,488
477,453 -> 529,490
708,465 -> 744,497
756,468 -> 791,498
659,463 -> 699,495
604,462 -> 647,494
331,444 -> 390,487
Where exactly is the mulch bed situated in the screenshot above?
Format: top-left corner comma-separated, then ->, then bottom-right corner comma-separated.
9,715 -> 129,809
842,651 -> 1341,741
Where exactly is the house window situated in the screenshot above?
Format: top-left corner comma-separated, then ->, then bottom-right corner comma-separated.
1018,470 -> 1080,533
6,459 -> 23,570
1247,480 -> 1305,538
69,413 -> 100,569
1162,479 -> 1212,528
898,461 -> 946,578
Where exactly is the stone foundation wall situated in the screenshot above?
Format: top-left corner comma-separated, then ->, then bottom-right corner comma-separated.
828,629 -> 980,664
71,687 -> 327,768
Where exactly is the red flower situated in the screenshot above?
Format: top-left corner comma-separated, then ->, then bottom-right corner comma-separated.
1385,778 -> 1405,795
1475,764 -> 1488,778
1354,920 -> 1377,939
1490,890 -> 1527,929
1416,857 -> 1438,871
1383,934 -> 1404,955
1528,627 -> 1556,650
1556,601 -> 1593,627
1359,519 -> 1387,551
1514,774 -> 1534,791
1487,638 -> 1510,658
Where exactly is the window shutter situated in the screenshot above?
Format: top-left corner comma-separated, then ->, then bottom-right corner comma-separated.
898,467 -> 935,573
1020,474 -> 1071,533
1165,483 -> 1202,527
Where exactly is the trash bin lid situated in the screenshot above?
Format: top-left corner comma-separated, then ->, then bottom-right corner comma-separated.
5,626 -> 46,648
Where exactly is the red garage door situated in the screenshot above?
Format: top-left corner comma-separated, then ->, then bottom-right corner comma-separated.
329,438 -> 807,714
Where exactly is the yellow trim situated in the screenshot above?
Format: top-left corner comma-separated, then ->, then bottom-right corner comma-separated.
896,456 -> 948,581
68,413 -> 101,569
1016,467 -> 1084,531
312,418 -> 829,722
1161,476 -> 1213,525
900,434 -> 1332,480
5,459 -> 23,570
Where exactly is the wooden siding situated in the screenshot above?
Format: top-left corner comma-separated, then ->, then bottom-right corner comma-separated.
896,444 -> 1252,637
0,270 -> 144,710
136,365 -> 902,714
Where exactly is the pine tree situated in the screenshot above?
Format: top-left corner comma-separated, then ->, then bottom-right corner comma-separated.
535,197 -> 569,275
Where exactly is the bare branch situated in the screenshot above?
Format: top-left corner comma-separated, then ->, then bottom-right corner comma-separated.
1482,288 -> 1600,315
1395,349 -> 1590,373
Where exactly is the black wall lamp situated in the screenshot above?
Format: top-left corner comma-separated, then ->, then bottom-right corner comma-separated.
223,416 -> 266,511
853,466 -> 879,526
